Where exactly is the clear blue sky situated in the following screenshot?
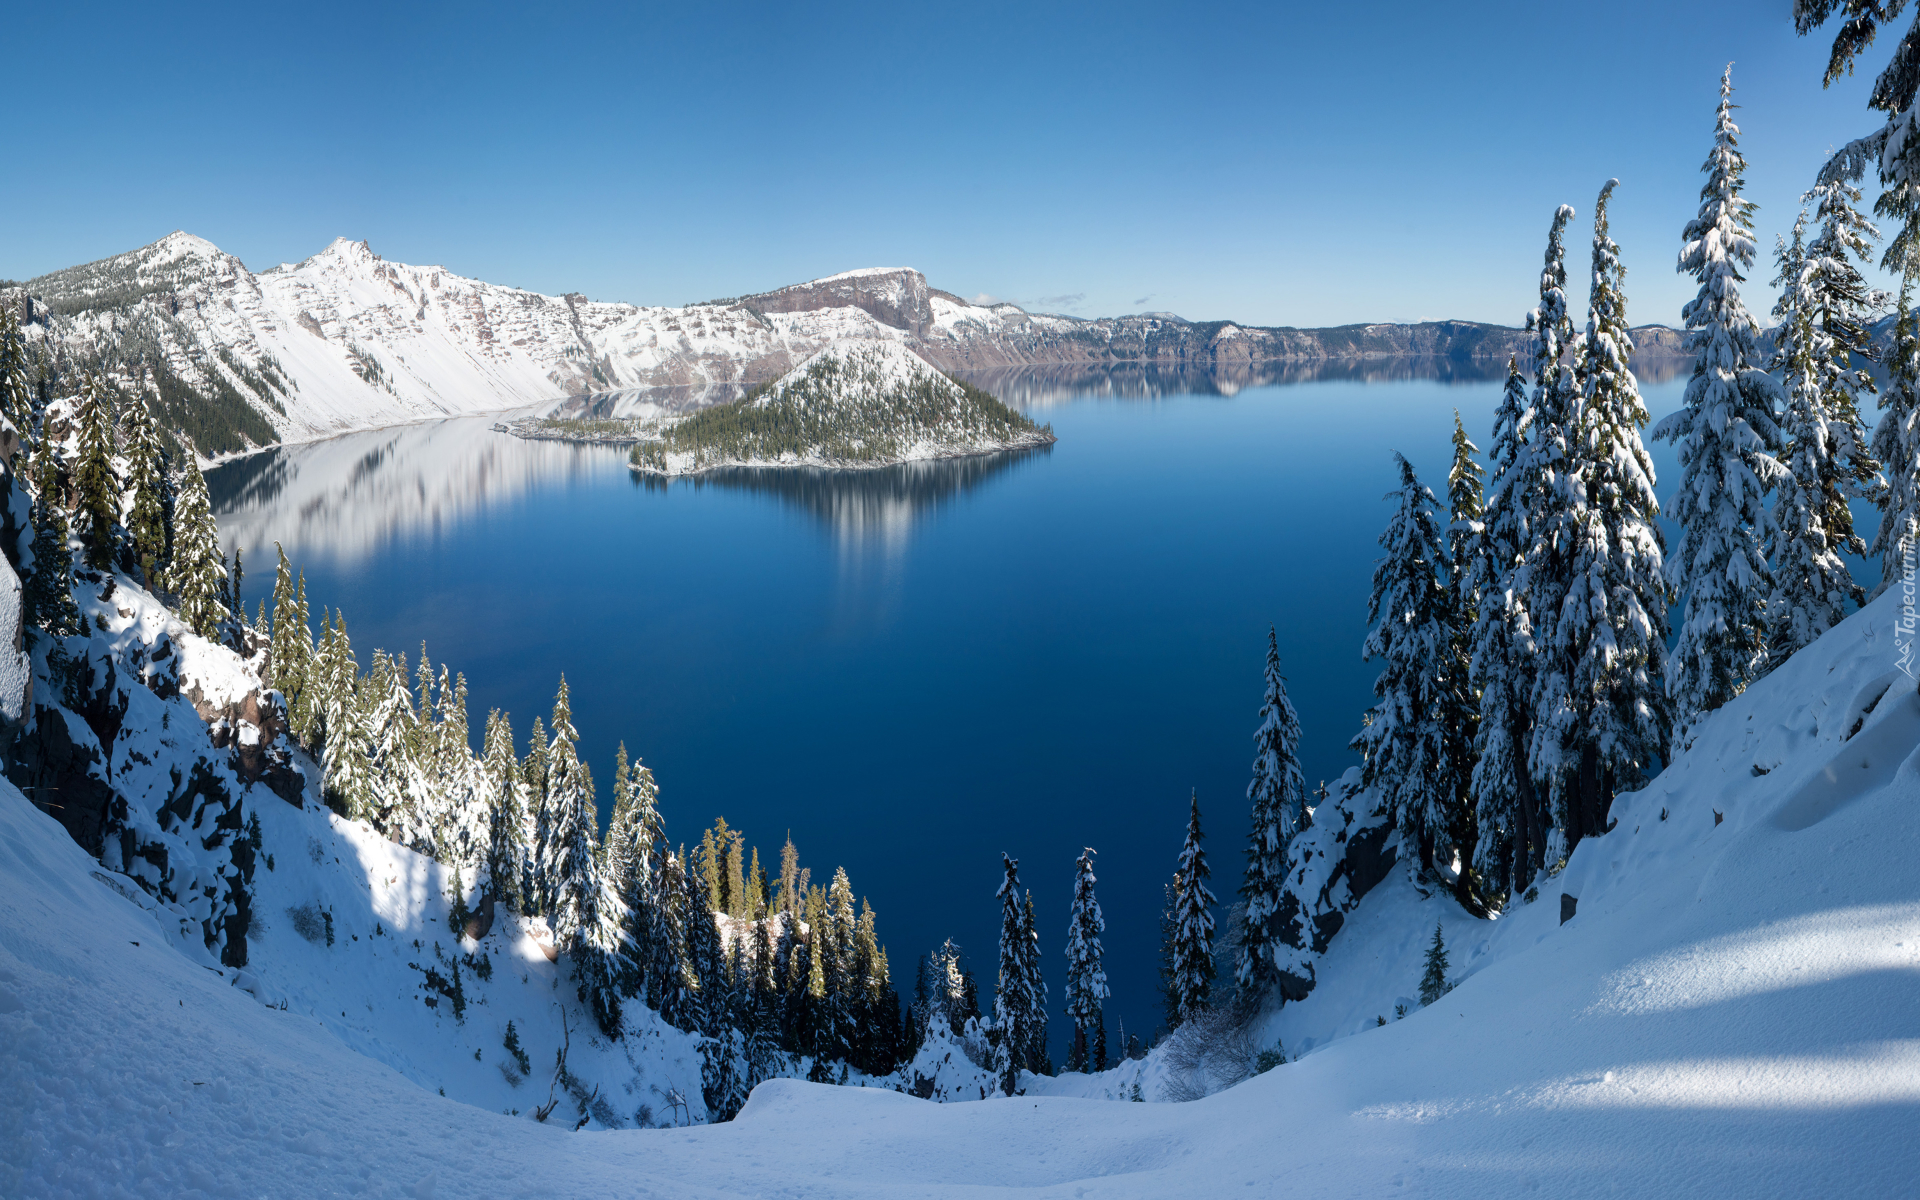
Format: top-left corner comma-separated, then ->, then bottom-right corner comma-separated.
1,1 -> 1899,328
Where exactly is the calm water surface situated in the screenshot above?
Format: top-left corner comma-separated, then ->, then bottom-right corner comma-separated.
212,361 -> 1722,1048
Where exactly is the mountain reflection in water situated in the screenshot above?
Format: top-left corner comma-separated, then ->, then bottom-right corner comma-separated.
959,353 -> 1692,406
207,416 -> 627,564
208,412 -> 1048,565
207,356 -> 1687,565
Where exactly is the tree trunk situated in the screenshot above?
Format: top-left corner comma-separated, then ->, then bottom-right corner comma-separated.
1510,706 -> 1541,896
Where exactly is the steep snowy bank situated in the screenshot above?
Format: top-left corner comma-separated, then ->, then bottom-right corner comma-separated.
3,585 -> 1914,1196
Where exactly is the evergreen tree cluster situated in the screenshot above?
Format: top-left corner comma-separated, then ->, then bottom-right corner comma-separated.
256,565 -> 918,1113
1267,65 -> 1920,948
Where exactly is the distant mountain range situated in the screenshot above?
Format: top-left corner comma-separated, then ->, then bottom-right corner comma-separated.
2,232 -> 1693,458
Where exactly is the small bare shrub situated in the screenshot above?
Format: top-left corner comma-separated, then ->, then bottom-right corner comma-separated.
1160,1006 -> 1258,1102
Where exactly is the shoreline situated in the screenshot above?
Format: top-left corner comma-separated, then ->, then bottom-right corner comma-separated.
625,431 -> 1058,478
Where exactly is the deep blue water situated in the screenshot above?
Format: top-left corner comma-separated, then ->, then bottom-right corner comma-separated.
208,361 -> 1815,1054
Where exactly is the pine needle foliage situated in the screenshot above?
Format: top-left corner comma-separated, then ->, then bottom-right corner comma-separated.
1166,791 -> 1217,1029
1237,626 -> 1303,995
1872,284 -> 1920,598
1653,66 -> 1785,746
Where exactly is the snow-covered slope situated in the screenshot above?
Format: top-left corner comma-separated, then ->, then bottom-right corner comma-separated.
4,577 -> 1914,1195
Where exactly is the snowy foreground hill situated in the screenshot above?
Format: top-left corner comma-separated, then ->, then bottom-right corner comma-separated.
3,572 -> 1915,1194
6,232 -> 1688,460
628,341 -> 1055,475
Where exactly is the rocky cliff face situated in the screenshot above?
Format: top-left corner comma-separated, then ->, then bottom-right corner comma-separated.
6,236 -> 1695,457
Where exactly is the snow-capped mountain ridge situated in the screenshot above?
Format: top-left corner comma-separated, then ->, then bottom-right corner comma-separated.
6,232 -> 1679,459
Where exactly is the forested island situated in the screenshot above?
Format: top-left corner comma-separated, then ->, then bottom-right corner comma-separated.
626,341 -> 1053,475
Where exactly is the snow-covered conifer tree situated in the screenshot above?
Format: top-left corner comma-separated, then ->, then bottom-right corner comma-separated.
1063,848 -> 1108,1073
1873,285 -> 1920,596
1470,358 -> 1544,903
72,373 -> 117,571
1793,3 -> 1920,273
1440,411 -> 1485,904
684,856 -> 726,1038
322,621 -> 375,822
602,741 -> 662,993
0,306 -> 31,437
1237,626 -> 1302,994
169,456 -> 228,639
1770,179 -> 1886,656
480,708 -> 529,913
121,394 -> 168,584
1418,922 -> 1451,1007
1538,180 -> 1671,855
366,651 -> 427,843
537,678 -> 601,952
1653,66 -> 1785,746
520,715 -> 549,913
1017,892 -> 1047,1075
746,919 -> 784,1086
993,854 -> 1032,1094
647,850 -> 695,1030
1513,203 -> 1590,876
1351,453 -> 1459,882
820,866 -> 859,1060
577,812 -> 627,1039
267,545 -> 312,718
1166,791 -> 1216,1028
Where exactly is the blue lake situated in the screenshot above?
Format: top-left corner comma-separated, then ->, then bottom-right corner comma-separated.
209,357 -> 1822,1052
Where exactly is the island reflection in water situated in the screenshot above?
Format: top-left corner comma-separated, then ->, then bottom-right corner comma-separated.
633,447 -> 1051,555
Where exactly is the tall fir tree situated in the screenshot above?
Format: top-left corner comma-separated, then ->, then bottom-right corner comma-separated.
602,740 -> 663,996
992,854 -> 1033,1094
72,373 -> 118,571
23,471 -> 78,638
1872,284 -> 1920,598
1653,66 -> 1786,747
0,305 -> 32,437
684,855 -> 726,1038
821,866 -> 859,1062
1350,454 -> 1460,883
480,709 -> 529,913
1017,893 -> 1047,1075
537,678 -> 599,949
169,456 -> 229,639
520,715 -> 549,913
1166,791 -> 1217,1028
121,392 -> 168,584
1236,626 -> 1303,995
647,850 -> 695,1031
1418,922 -> 1451,1008
1063,848 -> 1108,1074
362,651 -> 415,834
1512,203 -> 1590,876
1538,180 -> 1672,858
1440,410 -> 1485,906
1470,358 -> 1547,902
1769,178 -> 1887,656
267,546 -> 313,716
